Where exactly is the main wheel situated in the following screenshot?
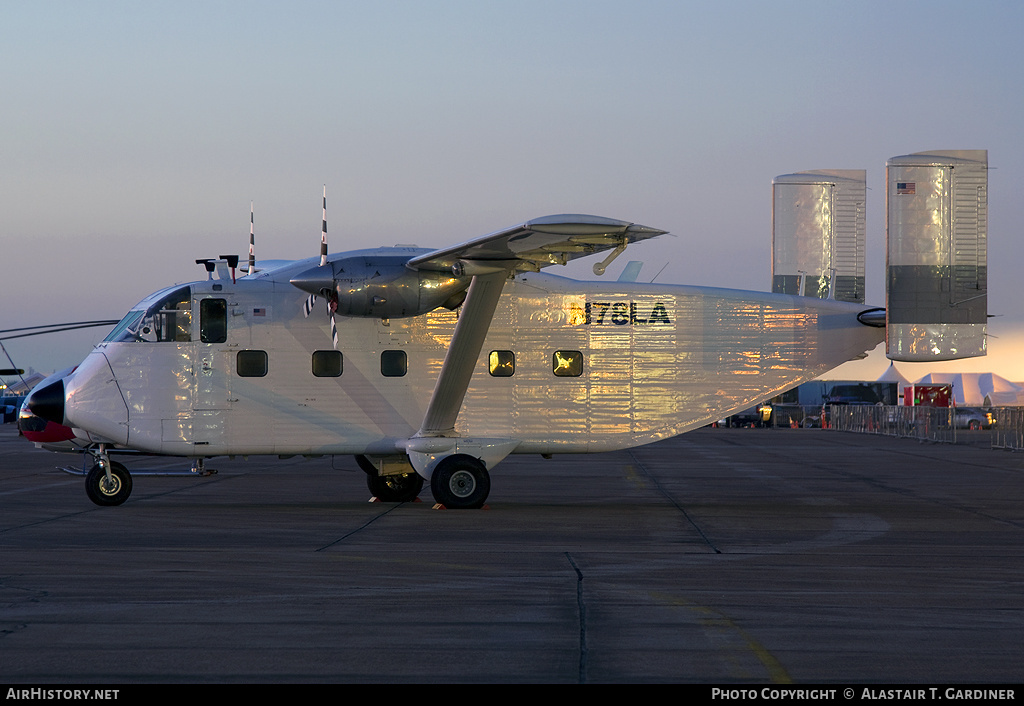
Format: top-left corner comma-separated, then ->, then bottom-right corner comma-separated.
366,472 -> 424,502
354,455 -> 377,476
430,454 -> 490,509
85,461 -> 133,506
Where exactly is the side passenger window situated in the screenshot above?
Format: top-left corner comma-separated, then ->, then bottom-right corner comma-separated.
237,350 -> 268,377
312,350 -> 343,377
552,350 -> 583,377
381,350 -> 407,377
489,350 -> 515,377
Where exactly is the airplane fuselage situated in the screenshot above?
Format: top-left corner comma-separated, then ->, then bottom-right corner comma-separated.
60,255 -> 883,460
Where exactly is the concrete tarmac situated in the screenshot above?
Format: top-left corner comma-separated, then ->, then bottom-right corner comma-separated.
1,423 -> 1022,684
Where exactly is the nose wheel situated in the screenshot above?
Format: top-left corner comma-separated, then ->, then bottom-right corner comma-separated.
85,460 -> 133,506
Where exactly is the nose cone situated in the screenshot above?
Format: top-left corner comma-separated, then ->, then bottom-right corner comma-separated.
63,352 -> 129,445
290,264 -> 335,297
26,379 -> 65,425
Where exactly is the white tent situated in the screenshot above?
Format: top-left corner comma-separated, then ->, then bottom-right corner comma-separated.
912,372 -> 1024,407
877,363 -> 910,386
874,363 -> 910,404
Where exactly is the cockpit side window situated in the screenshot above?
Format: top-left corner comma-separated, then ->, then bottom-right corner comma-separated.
142,286 -> 192,342
106,286 -> 192,343
103,310 -> 145,343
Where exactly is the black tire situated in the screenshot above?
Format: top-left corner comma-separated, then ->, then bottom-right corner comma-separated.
430,454 -> 490,509
366,472 -> 424,502
354,455 -> 377,476
85,461 -> 132,506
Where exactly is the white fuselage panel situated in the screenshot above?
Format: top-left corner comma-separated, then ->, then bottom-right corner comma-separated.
64,270 -> 883,457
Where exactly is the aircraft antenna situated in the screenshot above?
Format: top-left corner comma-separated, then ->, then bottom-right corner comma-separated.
650,261 -> 669,283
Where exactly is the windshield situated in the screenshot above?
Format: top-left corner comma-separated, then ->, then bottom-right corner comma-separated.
103,286 -> 192,343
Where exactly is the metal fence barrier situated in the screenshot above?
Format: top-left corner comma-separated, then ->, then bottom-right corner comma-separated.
991,408 -> 1024,451
766,404 -> 1024,450
823,404 -> 957,443
768,404 -> 829,429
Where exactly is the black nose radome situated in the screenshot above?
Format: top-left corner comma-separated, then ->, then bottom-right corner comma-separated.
26,380 -> 65,425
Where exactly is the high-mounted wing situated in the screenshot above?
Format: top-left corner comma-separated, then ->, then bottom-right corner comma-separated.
401,215 -> 668,493
289,213 -> 670,496
406,214 -> 666,275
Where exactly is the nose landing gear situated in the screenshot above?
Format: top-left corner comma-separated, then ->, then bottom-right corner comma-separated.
84,447 -> 133,506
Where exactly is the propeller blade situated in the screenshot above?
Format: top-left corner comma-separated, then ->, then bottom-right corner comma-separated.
320,185 -> 328,267
247,201 -> 257,274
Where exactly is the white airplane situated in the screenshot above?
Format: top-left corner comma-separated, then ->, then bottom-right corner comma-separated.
23,151 -> 988,508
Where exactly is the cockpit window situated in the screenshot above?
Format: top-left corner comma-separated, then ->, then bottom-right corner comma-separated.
103,310 -> 145,343
104,286 -> 192,343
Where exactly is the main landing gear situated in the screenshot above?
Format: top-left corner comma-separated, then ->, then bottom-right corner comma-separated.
85,458 -> 133,506
357,453 -> 491,508
366,471 -> 424,503
356,455 -> 425,503
429,454 -> 490,509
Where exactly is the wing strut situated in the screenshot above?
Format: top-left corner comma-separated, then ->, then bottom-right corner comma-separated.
415,269 -> 507,437
397,214 -> 668,479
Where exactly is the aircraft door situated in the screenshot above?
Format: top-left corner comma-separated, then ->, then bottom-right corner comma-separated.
192,297 -> 234,448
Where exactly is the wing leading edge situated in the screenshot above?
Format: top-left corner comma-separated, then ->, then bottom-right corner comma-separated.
405,214 -> 667,274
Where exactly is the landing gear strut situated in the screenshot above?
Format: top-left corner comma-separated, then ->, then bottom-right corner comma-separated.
85,458 -> 133,506
430,454 -> 490,509
357,454 -> 424,502
366,472 -> 424,502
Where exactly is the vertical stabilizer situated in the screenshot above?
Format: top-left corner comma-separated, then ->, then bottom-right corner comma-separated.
772,170 -> 866,303
886,150 -> 987,361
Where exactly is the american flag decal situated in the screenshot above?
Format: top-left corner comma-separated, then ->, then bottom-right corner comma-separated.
253,308 -> 266,317
896,182 -> 916,195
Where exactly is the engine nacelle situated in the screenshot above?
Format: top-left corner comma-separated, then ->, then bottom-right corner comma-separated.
291,254 -> 470,318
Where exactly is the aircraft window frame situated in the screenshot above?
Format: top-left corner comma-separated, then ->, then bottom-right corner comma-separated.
103,310 -> 145,343
237,350 -> 268,377
199,298 -> 227,344
380,350 -> 407,377
105,286 -> 192,343
552,350 -> 583,377
488,350 -> 515,377
312,350 -> 343,377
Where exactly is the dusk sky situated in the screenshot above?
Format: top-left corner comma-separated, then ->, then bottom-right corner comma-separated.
3,1 -> 1023,381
